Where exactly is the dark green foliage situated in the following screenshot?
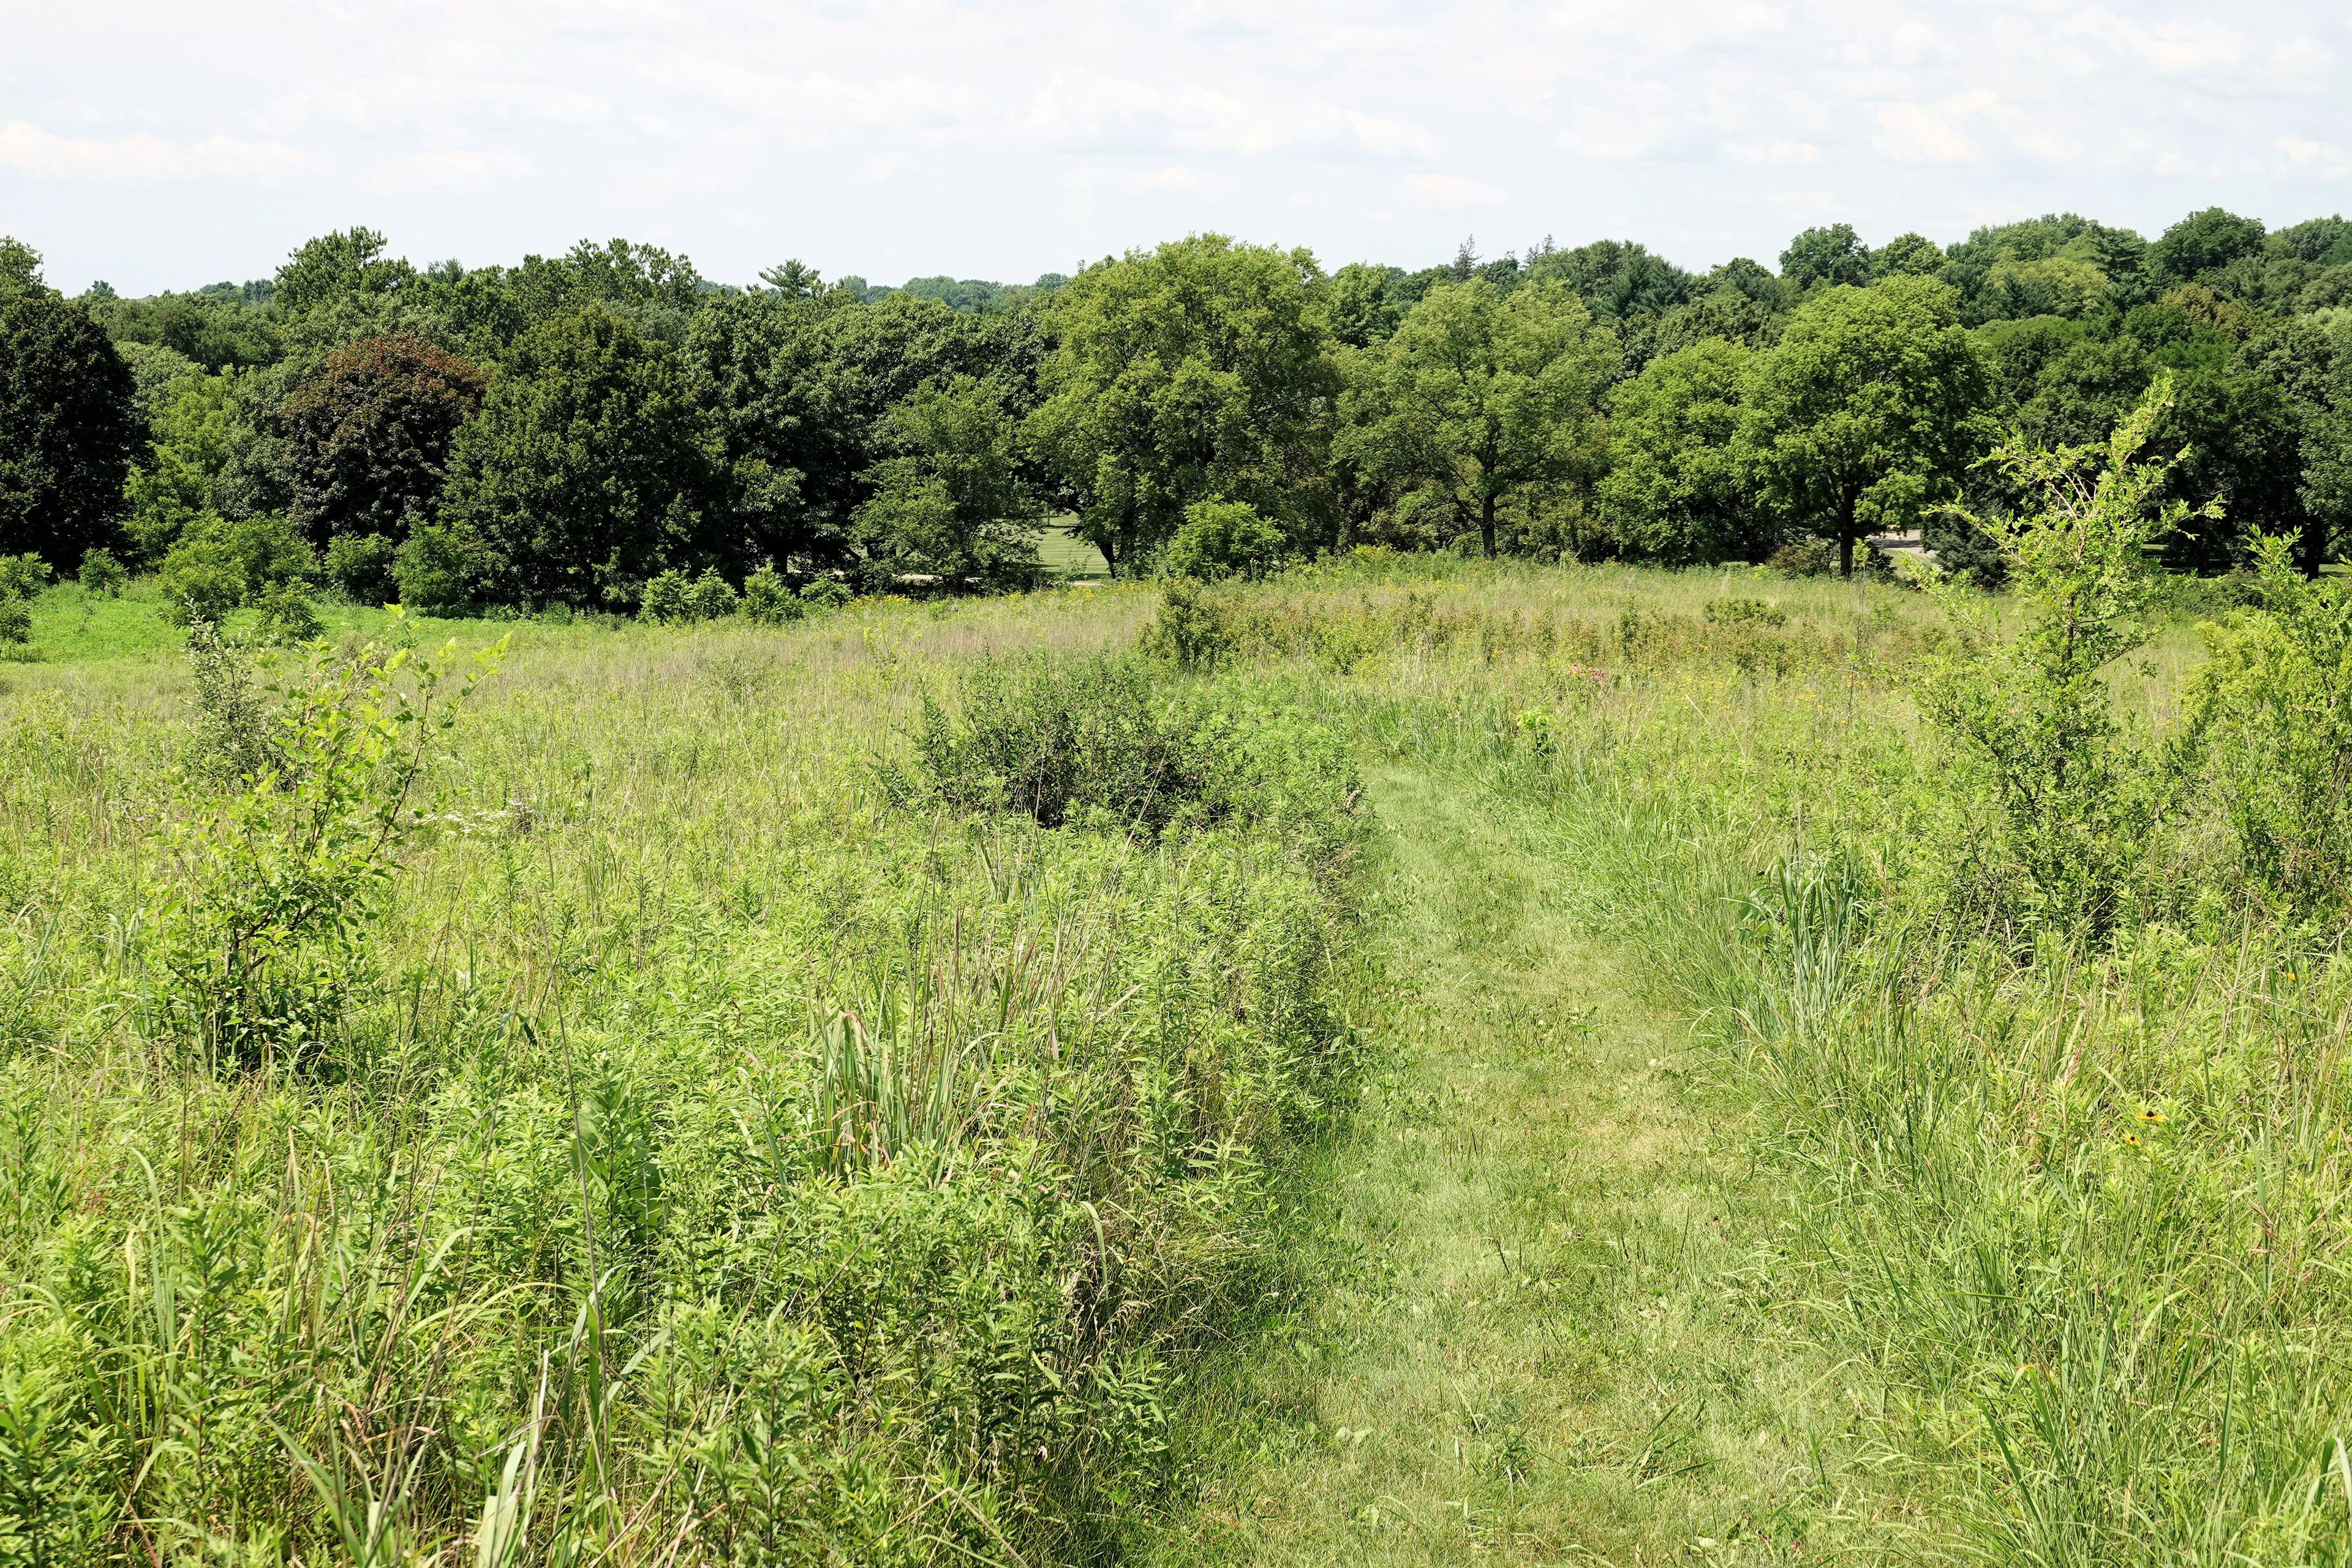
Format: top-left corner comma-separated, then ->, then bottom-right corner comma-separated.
1524,238 -> 1698,319
1597,338 -> 1767,564
1779,224 -> 1873,290
273,227 -> 415,315
2151,207 -> 2267,287
252,580 -> 323,644
89,292 -> 281,371
906,655 -> 1355,842
280,333 -> 486,546
322,532 -> 396,604
438,307 -> 726,607
0,293 -> 138,569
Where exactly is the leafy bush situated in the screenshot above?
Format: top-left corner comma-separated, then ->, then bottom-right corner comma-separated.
685,568 -> 739,620
0,552 -> 52,602
154,511 -> 314,627
639,568 -> 690,622
2179,534 -> 2352,918
903,654 -> 1359,848
154,541 -> 246,628
1703,595 -> 1787,628
322,531 -> 396,605
0,600 -> 27,646
252,580 -> 324,644
1139,577 -> 1237,670
802,577 -> 851,611
1918,377 -> 2207,935
390,520 -> 486,614
76,546 -> 124,597
149,622 -> 502,1068
742,562 -> 804,624
1764,537 -> 1836,576
1166,498 -> 1284,581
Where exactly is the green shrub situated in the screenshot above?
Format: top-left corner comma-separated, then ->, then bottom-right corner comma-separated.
802,577 -> 851,611
2179,534 -> 2352,918
154,538 -> 246,628
0,600 -> 27,646
0,552 -> 52,602
150,623 -> 501,1068
1139,577 -> 1237,670
742,563 -> 804,624
1763,537 -> 1836,577
1703,595 -> 1787,628
1166,498 -> 1284,581
252,580 -> 324,644
390,521 -> 485,615
76,546 -> 125,597
1918,377 -> 2207,935
640,568 -> 690,622
322,532 -> 397,605
904,654 -> 1359,847
685,568 -> 739,620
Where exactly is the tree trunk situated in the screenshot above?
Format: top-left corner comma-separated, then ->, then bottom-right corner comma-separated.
2300,508 -> 2327,579
1838,494 -> 1858,578
1480,494 -> 1498,560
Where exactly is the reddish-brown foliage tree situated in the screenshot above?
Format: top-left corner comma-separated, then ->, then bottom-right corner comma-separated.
281,334 -> 488,545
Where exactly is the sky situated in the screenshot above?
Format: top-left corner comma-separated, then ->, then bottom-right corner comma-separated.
4,0 -> 2350,296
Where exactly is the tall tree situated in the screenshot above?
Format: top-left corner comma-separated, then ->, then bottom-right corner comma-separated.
280,334 -> 488,546
437,307 -> 725,607
1740,276 -> 1988,576
1779,224 -> 1874,290
275,228 -> 415,315
1596,337 -> 1765,564
853,375 -> 1041,584
1338,277 -> 1615,559
0,291 -> 139,567
1025,234 -> 1337,575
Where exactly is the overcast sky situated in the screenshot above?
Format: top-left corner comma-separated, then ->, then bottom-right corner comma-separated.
4,0 -> 2349,296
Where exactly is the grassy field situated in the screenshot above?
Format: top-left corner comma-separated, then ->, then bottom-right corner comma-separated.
2,559 -> 2349,1564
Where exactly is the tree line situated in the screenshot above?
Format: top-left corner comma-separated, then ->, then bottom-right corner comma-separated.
2,206 -> 2350,619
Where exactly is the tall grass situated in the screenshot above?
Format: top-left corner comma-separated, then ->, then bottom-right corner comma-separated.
0,587 -> 1363,1564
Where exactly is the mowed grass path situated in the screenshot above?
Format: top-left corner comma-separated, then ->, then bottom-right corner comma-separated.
1149,767 -> 1929,1566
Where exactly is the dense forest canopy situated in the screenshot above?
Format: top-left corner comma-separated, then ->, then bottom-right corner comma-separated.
7,205 -> 2352,614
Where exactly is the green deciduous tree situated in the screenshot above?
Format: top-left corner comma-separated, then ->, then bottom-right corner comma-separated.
0,292 -> 139,568
1596,337 -> 1766,564
1741,276 -> 1988,576
280,334 -> 487,546
1338,277 -> 1615,559
854,375 -> 1041,584
125,369 -> 246,563
1779,224 -> 1872,290
437,307 -> 725,608
274,228 -> 415,315
1026,235 -> 1337,575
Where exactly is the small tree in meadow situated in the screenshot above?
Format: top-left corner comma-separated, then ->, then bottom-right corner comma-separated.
1166,499 -> 1284,581
1919,374 -> 2213,934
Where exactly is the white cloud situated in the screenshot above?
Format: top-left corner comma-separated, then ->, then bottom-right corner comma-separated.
2278,137 -> 2352,179
0,121 -> 307,182
1401,173 -> 1508,208
1727,141 -> 1819,165
1874,90 -> 1999,164
7,0 -> 2352,295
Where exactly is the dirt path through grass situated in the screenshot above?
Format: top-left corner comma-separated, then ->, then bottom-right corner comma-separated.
1150,766 -> 1907,1566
